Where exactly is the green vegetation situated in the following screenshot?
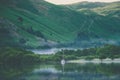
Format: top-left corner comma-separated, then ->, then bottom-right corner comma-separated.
0,1 -> 120,79
30,44 -> 120,62
0,44 -> 120,65
0,0 -> 120,48
65,1 -> 108,10
65,1 -> 120,18
0,47 -> 40,65
93,2 -> 120,17
54,45 -> 120,60
0,47 -> 62,65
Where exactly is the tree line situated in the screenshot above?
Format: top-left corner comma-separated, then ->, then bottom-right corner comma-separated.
0,44 -> 120,65
54,44 -> 120,60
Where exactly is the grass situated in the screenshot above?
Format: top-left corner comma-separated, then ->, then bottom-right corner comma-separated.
0,0 -> 120,48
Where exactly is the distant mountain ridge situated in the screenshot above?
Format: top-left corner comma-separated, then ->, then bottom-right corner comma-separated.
0,0 -> 120,48
65,1 -> 120,18
65,1 -> 108,9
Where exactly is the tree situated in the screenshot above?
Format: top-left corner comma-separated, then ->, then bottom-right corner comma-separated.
19,38 -> 26,44
96,47 -> 107,61
18,16 -> 23,23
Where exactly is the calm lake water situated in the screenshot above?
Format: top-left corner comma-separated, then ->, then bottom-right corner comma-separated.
0,63 -> 120,80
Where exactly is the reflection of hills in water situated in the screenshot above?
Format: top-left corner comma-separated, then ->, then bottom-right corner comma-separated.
11,63 -> 120,80
0,64 -> 37,80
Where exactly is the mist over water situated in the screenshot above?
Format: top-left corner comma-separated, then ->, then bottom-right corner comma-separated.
31,48 -> 79,54
31,48 -> 58,54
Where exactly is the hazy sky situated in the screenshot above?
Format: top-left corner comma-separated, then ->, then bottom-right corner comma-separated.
45,0 -> 119,4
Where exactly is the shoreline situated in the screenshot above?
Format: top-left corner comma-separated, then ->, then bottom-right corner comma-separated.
67,58 -> 120,64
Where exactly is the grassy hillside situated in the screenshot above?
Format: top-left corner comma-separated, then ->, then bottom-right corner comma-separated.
93,2 -> 120,18
65,1 -> 108,10
65,1 -> 120,18
0,0 -> 120,48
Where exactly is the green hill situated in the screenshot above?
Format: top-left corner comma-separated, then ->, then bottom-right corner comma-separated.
65,1 -> 108,10
93,2 -> 120,18
0,0 -> 120,48
65,1 -> 120,18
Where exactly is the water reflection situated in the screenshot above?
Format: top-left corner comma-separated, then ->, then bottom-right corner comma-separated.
0,63 -> 120,80
0,64 -> 37,80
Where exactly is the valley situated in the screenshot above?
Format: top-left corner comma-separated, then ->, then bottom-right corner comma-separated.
0,0 -> 120,48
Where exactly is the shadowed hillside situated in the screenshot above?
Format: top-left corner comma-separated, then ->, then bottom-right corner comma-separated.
65,1 -> 120,18
0,0 -> 120,48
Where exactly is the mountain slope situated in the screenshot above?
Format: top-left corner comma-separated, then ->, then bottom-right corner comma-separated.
65,1 -> 108,10
93,2 -> 120,18
65,1 -> 120,18
0,0 -> 120,48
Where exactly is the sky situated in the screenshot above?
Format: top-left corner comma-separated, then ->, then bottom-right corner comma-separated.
45,0 -> 119,5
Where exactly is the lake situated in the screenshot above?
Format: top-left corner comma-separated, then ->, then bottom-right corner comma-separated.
1,63 -> 120,80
